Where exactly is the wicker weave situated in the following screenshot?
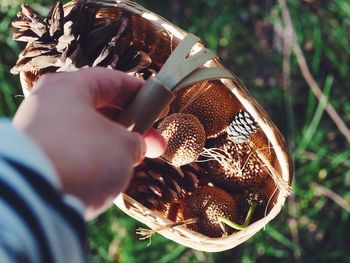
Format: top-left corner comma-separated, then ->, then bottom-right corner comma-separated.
15,0 -> 293,252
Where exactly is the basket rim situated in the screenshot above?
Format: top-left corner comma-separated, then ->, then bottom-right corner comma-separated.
19,0 -> 293,252
98,0 -> 293,252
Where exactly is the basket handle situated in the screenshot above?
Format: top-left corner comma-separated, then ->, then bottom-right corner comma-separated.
117,33 -> 235,133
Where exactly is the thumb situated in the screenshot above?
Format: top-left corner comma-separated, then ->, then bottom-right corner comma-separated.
76,67 -> 145,109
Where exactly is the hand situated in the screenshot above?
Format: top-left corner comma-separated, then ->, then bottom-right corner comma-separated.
12,68 -> 166,219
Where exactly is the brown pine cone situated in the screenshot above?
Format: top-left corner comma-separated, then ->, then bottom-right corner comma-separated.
126,158 -> 202,221
203,133 -> 272,192
157,113 -> 206,167
11,0 -> 161,87
171,81 -> 240,138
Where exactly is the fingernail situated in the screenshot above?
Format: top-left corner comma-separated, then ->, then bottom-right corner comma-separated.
144,128 -> 167,158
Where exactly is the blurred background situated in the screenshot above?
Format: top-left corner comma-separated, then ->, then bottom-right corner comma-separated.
1,0 -> 350,262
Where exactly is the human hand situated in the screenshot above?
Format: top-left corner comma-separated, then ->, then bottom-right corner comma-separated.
12,68 -> 166,219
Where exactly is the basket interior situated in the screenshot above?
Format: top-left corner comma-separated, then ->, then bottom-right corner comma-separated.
15,0 -> 292,249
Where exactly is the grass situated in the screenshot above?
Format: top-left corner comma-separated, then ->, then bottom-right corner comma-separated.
1,0 -> 350,262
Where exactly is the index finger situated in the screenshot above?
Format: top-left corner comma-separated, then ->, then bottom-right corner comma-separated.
36,67 -> 144,109
77,67 -> 145,109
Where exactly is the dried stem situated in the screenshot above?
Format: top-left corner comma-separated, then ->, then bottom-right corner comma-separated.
280,0 -> 296,152
198,147 -> 242,176
279,5 -> 300,259
247,140 -> 292,197
288,195 -> 301,260
199,140 -> 292,197
311,182 -> 350,213
277,0 -> 350,144
136,218 -> 197,241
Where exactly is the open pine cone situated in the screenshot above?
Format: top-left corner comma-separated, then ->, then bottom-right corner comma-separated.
12,0 -> 171,94
12,0 -> 293,252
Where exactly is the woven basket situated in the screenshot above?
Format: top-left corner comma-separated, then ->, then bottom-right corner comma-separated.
15,0 -> 293,252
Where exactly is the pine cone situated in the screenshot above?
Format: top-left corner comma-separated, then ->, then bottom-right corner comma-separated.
203,133 -> 273,192
11,0 -> 157,86
171,81 -> 239,138
11,0 -> 293,251
183,186 -> 241,238
126,158 -> 203,222
227,110 -> 258,144
157,113 -> 206,167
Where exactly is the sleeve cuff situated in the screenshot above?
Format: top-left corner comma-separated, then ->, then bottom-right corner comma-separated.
0,119 -> 85,215
0,119 -> 59,188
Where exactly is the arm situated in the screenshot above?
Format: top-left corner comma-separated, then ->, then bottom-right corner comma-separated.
0,68 -> 166,262
0,120 -> 85,263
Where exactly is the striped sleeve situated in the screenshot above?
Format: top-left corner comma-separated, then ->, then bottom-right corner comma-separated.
0,120 -> 86,263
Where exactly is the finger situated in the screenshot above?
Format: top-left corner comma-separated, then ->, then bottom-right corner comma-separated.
76,67 -> 145,108
98,105 -> 122,121
143,128 -> 167,158
36,67 -> 144,109
124,131 -> 147,165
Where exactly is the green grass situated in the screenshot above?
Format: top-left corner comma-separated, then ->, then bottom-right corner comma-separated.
1,0 -> 350,262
